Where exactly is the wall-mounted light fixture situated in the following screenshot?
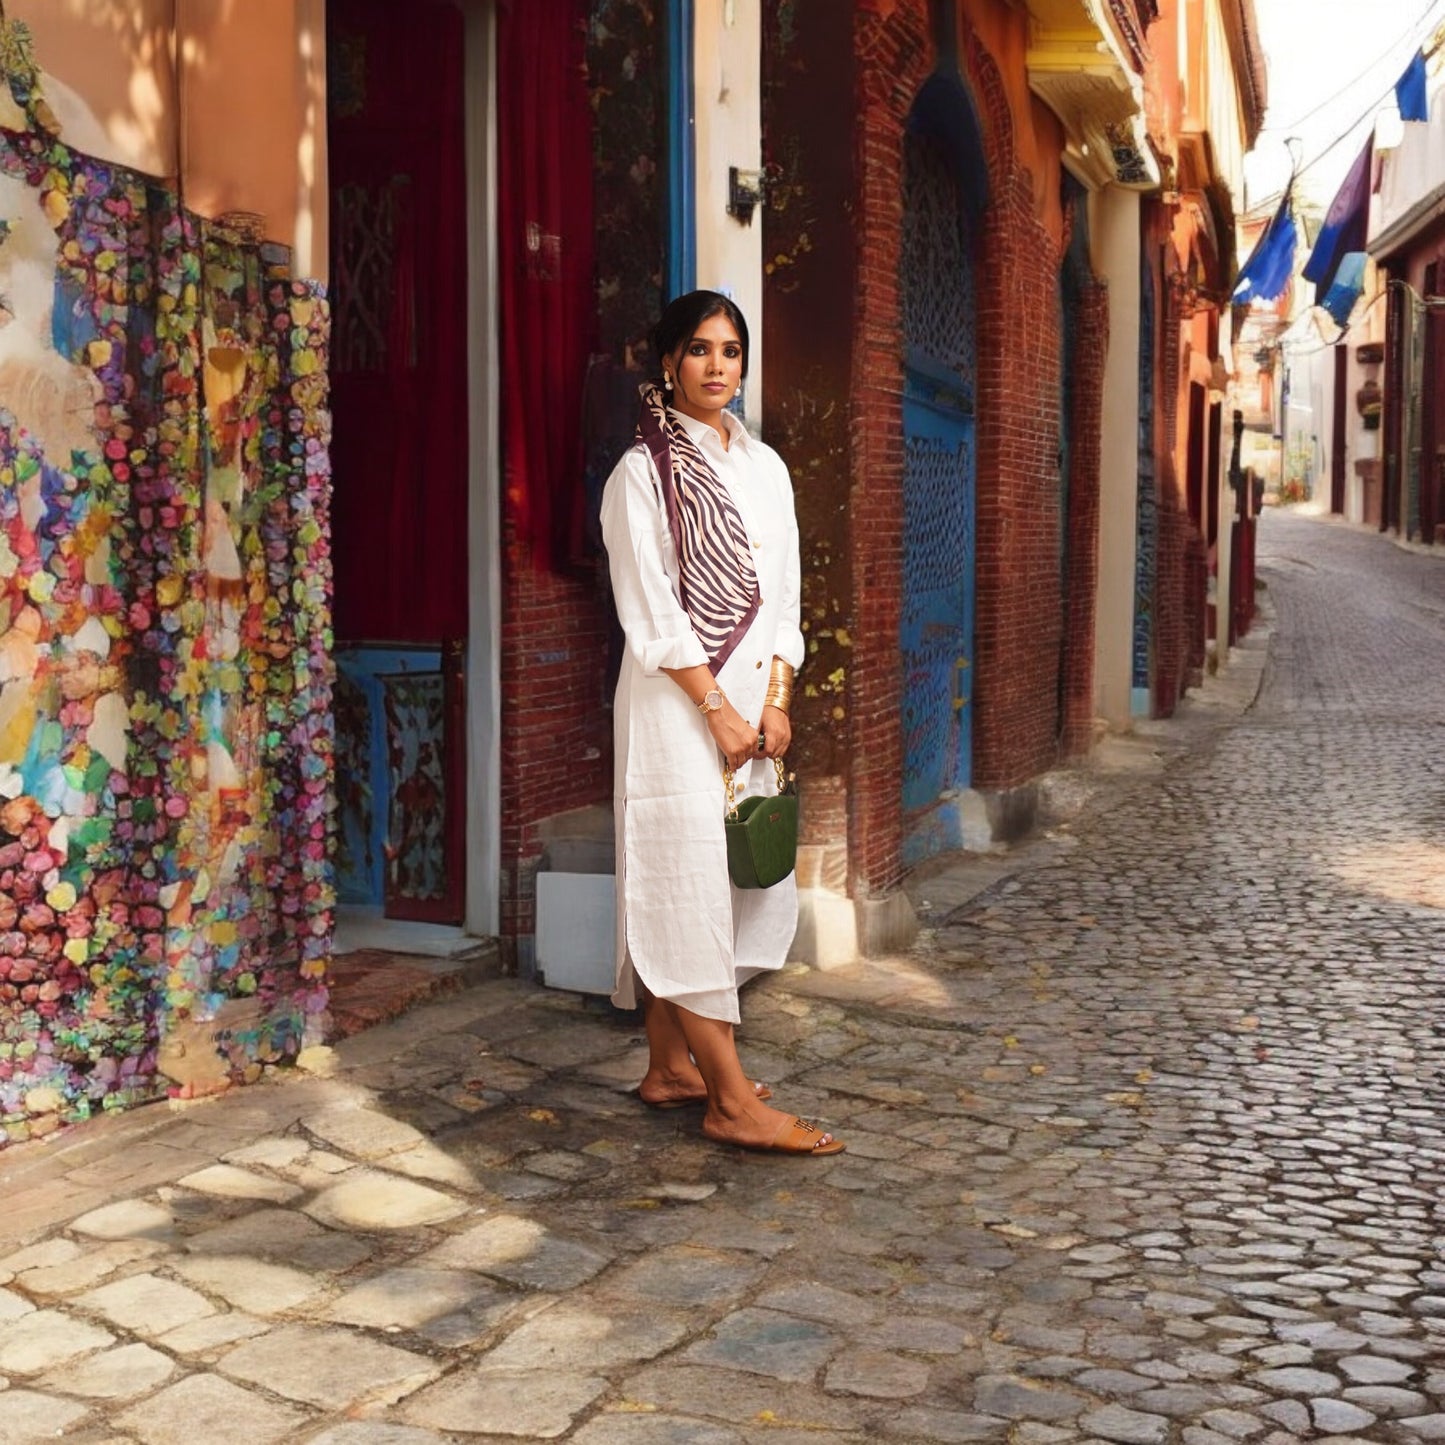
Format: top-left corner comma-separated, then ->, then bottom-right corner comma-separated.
728,166 -> 766,225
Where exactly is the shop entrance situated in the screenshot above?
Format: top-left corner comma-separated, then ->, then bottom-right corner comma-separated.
326,0 -> 476,925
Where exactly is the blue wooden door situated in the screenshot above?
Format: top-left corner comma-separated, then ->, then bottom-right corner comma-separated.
900,129 -> 977,866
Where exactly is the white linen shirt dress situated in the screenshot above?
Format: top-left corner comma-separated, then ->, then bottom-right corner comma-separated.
600,406 -> 806,1023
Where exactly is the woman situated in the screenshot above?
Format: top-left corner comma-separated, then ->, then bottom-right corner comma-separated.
600,291 -> 844,1157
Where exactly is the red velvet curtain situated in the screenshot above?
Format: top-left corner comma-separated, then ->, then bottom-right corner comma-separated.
498,0 -> 596,569
329,0 -> 469,642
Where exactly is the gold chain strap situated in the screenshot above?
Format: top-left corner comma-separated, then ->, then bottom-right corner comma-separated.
722,755 -> 790,820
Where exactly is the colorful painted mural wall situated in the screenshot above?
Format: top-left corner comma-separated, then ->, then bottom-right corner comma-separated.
0,17 -> 333,1145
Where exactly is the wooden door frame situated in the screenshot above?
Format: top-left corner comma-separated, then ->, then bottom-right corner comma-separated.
462,0 -> 502,937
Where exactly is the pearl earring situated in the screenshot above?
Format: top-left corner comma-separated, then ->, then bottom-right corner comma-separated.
663,374 -> 673,390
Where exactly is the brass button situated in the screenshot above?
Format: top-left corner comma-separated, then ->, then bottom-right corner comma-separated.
755,660 -> 762,669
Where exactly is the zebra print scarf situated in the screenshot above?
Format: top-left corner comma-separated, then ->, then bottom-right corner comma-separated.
636,381 -> 761,672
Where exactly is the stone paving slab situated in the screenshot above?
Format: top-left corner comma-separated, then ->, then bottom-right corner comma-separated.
217,1323 -> 440,1409
0,1386 -> 93,1441
398,1366 -> 608,1437
113,1373 -> 312,1444
0,514 -> 1443,1441
0,1308 -> 114,1373
38,1341 -> 177,1401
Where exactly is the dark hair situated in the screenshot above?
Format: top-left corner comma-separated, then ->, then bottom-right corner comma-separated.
651,289 -> 750,379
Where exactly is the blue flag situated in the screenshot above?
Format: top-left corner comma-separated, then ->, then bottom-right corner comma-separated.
1320,251 -> 1368,327
1303,138 -> 1372,297
1232,189 -> 1297,305
1395,50 -> 1429,122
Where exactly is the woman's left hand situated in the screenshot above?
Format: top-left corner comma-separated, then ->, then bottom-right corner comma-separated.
758,705 -> 792,761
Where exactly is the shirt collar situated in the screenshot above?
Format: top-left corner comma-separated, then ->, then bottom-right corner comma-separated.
667,405 -> 750,454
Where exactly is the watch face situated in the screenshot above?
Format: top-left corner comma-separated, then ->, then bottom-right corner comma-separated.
704,689 -> 723,710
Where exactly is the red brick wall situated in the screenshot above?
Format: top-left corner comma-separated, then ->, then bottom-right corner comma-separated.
970,159 -> 1065,791
1154,262 -> 1183,716
762,0 -> 859,824
1143,207 -> 1211,722
1153,489 -> 1186,713
846,2 -> 1078,891
1185,528 -> 1208,681
848,1 -> 933,894
955,22 -> 1069,792
498,541 -> 613,946
1060,277 -> 1108,759
1152,259 -> 1217,718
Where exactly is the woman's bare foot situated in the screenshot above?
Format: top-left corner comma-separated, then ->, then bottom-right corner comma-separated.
638,1065 -> 770,1108
700,1097 -> 843,1154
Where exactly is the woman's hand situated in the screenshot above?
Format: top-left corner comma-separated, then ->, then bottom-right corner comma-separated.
707,703 -> 764,772
758,704 -> 792,761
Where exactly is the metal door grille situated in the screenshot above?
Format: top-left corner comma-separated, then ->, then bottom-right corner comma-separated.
902,133 -> 976,396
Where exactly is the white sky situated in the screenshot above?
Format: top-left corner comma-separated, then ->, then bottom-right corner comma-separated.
1243,0 -> 1445,215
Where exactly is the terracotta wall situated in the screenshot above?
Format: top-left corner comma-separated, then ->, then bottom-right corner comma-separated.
8,0 -> 327,274
5,0 -> 177,177
177,0 -> 328,277
958,0 -> 1067,248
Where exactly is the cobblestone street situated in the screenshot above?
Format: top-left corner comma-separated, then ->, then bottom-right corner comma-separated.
1,509 -> 1442,1444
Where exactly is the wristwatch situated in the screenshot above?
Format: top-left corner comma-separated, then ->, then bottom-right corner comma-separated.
697,687 -> 725,715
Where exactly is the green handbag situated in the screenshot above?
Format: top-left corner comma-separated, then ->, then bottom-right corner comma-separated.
723,756 -> 798,890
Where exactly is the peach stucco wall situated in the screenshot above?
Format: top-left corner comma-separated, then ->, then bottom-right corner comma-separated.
8,0 -> 327,277
178,0 -> 328,277
7,0 -> 178,177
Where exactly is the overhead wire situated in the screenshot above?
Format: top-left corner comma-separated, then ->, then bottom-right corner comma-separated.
1277,287 -> 1388,355
1244,7 -> 1445,218
1259,0 -> 1445,135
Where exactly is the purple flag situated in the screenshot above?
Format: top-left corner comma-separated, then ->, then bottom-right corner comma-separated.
1303,138 -> 1372,297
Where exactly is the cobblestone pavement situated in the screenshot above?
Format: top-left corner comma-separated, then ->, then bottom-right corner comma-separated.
1,509 -> 1442,1444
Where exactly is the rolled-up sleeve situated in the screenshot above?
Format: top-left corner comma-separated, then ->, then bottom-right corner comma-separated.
601,447 -> 709,675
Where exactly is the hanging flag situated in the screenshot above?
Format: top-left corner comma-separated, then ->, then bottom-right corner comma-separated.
1232,188 -> 1297,305
1395,49 -> 1429,122
1303,138 -> 1373,298
1320,251 -> 1368,327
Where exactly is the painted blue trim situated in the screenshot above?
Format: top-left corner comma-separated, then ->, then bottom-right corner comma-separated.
665,0 -> 696,298
334,646 -> 443,906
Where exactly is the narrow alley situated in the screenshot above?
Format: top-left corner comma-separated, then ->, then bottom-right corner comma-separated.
2,508 -> 1442,1442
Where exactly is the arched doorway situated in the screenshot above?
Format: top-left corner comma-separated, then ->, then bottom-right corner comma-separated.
899,78 -> 986,866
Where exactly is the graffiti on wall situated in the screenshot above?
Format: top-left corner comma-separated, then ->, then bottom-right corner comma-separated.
0,20 -> 333,1144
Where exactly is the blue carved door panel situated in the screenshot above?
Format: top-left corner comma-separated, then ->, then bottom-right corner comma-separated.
900,128 -> 977,866
901,400 -> 974,839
